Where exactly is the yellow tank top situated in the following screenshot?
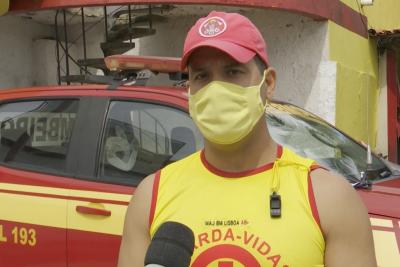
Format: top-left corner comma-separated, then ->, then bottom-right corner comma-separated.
149,146 -> 325,267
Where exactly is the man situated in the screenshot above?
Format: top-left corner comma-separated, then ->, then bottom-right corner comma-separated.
118,11 -> 377,267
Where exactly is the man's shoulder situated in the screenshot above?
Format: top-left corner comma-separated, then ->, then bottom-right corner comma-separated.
309,167 -> 376,265
310,168 -> 368,235
280,146 -> 315,169
310,168 -> 354,202
161,150 -> 202,174
310,168 -> 356,211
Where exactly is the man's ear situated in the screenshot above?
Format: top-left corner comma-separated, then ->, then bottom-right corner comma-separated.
264,67 -> 276,102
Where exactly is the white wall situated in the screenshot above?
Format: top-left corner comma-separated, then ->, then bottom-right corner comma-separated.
305,61 -> 337,124
0,15 -> 54,89
0,9 -> 113,88
68,21 -> 107,76
69,20 -> 107,61
376,52 -> 388,157
32,38 -> 80,86
69,17 -> 140,76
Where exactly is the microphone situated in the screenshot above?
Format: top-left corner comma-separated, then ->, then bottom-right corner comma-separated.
144,221 -> 195,267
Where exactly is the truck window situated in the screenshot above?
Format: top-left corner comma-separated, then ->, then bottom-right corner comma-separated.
99,101 -> 203,186
0,100 -> 79,174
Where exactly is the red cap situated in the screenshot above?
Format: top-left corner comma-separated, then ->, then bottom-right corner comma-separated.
181,11 -> 269,70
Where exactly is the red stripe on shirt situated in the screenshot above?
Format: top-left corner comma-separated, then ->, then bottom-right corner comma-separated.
200,145 -> 283,178
308,165 -> 324,230
148,170 -> 161,227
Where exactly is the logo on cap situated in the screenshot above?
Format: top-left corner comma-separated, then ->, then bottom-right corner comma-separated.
199,16 -> 227,38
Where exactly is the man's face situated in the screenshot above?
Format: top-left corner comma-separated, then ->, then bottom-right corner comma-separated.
187,47 -> 276,102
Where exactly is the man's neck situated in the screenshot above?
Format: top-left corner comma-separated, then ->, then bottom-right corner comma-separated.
203,122 -> 277,174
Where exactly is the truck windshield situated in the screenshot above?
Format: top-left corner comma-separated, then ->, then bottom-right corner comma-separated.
266,102 -> 391,183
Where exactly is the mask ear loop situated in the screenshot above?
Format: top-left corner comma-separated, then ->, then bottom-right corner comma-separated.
259,70 -> 271,109
265,69 -> 279,218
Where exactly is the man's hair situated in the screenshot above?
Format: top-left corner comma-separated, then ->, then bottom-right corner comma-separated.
254,55 -> 268,74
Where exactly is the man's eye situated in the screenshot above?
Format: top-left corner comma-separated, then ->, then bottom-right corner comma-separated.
194,73 -> 207,80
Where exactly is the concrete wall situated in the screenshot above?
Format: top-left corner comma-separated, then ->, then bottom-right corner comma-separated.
329,19 -> 379,148
32,39 -> 59,86
376,52 -> 388,157
335,0 -> 399,152
32,38 -> 80,86
68,21 -> 108,76
0,9 -> 140,88
139,7 -> 333,122
341,0 -> 400,30
0,15 -> 54,89
69,16 -> 140,76
0,1 -> 8,16
364,0 -> 400,30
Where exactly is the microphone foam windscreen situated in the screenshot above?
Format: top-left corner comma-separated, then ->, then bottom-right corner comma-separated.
144,221 -> 195,267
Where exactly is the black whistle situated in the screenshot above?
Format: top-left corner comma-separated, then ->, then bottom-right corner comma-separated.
270,192 -> 281,218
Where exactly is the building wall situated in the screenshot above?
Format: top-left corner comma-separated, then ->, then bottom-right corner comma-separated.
376,52 -> 388,156
0,9 -> 119,88
330,0 -> 399,151
352,0 -> 400,30
32,38 -> 80,86
0,1 -> 8,16
340,0 -> 359,10
69,21 -> 109,76
68,15 -> 140,76
340,0 -> 400,30
0,15 -> 54,89
329,20 -> 378,147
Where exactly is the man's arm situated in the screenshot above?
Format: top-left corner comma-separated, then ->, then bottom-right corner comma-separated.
311,169 -> 377,267
118,174 -> 155,267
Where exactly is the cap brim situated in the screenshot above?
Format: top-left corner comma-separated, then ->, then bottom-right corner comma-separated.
181,39 -> 256,70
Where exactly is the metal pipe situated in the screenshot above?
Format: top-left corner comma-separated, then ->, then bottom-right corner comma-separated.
155,120 -> 158,153
149,5 -> 153,29
138,111 -> 142,146
104,6 -> 108,41
55,10 -> 61,85
128,5 -> 132,44
62,9 -> 70,85
81,7 -> 88,74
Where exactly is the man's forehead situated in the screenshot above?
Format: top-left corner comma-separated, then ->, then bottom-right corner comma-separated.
188,48 -> 242,69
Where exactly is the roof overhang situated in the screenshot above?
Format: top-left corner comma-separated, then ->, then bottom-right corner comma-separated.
9,0 -> 368,38
369,29 -> 400,51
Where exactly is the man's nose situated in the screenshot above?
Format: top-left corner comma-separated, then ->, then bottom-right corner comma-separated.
208,71 -> 226,83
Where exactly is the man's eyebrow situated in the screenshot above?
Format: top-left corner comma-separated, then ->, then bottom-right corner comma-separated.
188,65 -> 206,72
223,62 -> 246,69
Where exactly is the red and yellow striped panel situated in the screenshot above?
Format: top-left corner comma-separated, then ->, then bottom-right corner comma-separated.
0,182 -> 132,235
370,216 -> 400,267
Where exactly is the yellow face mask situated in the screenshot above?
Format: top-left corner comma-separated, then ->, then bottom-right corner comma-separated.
189,72 -> 267,145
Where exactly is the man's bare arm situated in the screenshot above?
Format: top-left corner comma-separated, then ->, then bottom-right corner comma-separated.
311,169 -> 377,267
118,174 -> 155,267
